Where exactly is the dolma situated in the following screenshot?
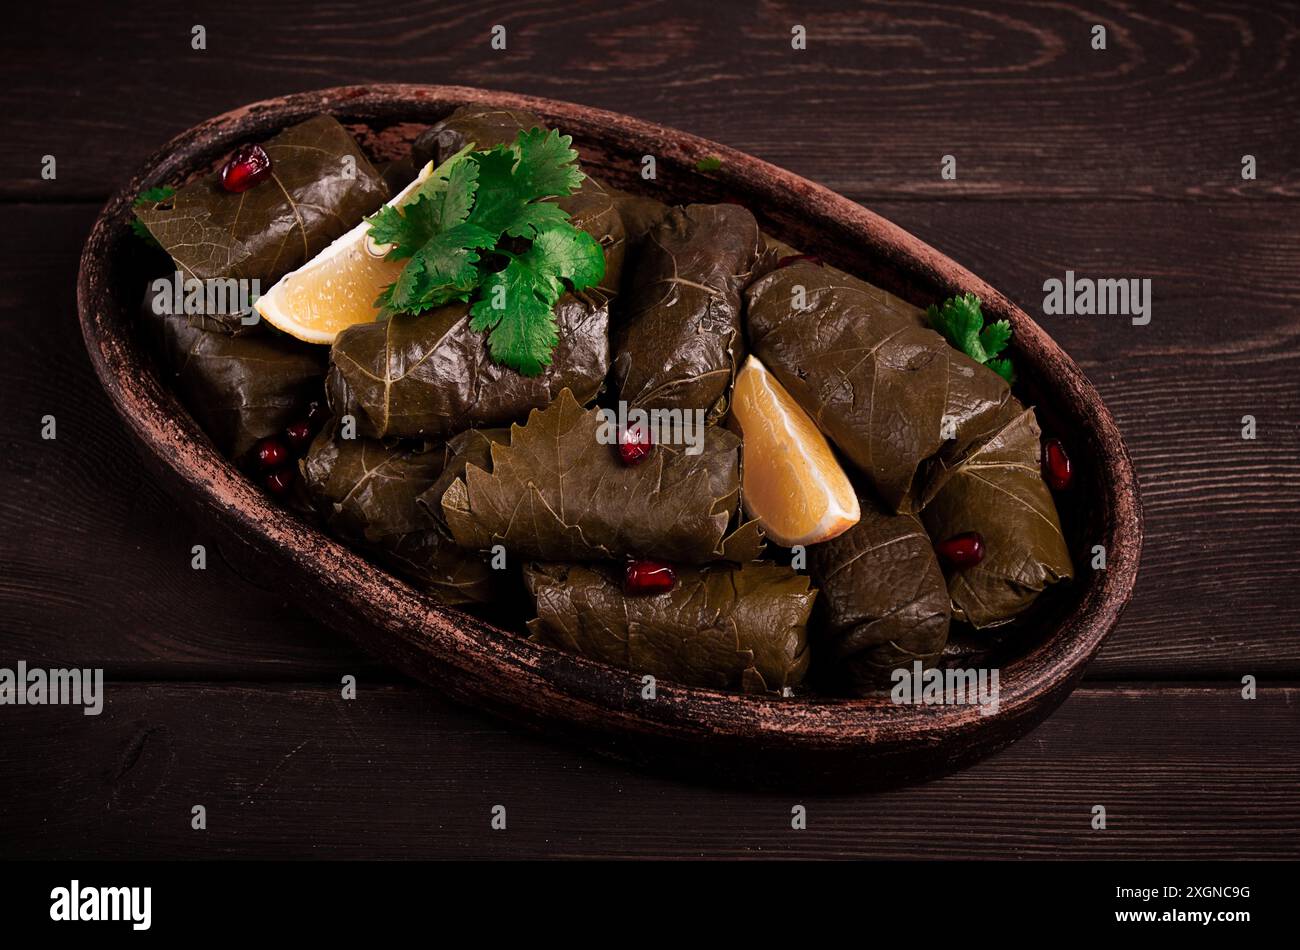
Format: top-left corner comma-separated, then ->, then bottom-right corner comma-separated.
744,257 -> 1010,512
300,422 -> 498,605
135,116 -> 388,291
438,388 -> 763,564
326,293 -> 609,441
612,203 -> 762,419
749,233 -> 802,283
611,190 -> 671,252
524,561 -> 813,694
921,399 -> 1074,628
410,106 -> 546,167
807,500 -> 951,694
145,300 -> 325,458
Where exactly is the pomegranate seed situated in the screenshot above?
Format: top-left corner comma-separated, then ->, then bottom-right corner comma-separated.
221,144 -> 272,193
617,425 -> 653,465
624,559 -> 676,595
936,532 -> 985,569
263,466 -> 295,496
1042,438 -> 1073,491
254,437 -> 288,470
774,253 -> 824,270
284,420 -> 313,452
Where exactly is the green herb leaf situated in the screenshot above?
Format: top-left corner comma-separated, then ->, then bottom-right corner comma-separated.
367,155 -> 480,260
986,358 -> 1016,384
134,186 -> 176,206
464,131 -> 585,237
926,293 -> 1015,383
369,128 -> 601,374
469,223 -> 604,376
696,156 -> 723,172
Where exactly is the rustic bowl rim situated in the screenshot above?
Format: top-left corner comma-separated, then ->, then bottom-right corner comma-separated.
77,83 -> 1142,765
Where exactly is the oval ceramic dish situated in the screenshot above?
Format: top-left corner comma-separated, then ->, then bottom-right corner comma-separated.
78,85 -> 1141,790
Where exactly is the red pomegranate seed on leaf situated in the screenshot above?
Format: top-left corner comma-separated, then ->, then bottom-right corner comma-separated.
1042,438 -> 1073,491
254,437 -> 288,470
936,532 -> 984,569
624,559 -> 676,595
284,420 -> 313,452
617,425 -> 653,465
263,466 -> 295,496
221,144 -> 272,193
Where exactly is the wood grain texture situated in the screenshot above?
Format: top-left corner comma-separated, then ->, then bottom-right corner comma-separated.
6,0 -> 1298,201
5,202 -> 1294,677
0,682 -> 1295,859
0,204 -> 381,678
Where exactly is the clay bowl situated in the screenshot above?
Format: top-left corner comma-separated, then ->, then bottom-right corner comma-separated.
78,85 -> 1141,790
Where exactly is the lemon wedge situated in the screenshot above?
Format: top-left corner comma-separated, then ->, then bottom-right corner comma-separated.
731,354 -> 860,546
253,160 -> 435,343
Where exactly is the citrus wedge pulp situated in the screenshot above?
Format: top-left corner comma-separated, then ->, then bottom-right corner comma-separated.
730,354 -> 860,547
253,159 -> 436,343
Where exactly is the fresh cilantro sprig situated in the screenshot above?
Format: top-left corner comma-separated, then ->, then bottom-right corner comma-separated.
366,129 -> 604,376
130,185 -> 176,247
926,292 -> 1015,384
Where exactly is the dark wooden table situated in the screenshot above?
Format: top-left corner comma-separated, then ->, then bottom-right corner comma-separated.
2,0 -> 1297,859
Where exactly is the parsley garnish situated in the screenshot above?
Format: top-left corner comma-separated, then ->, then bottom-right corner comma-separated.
130,185 -> 176,247
925,293 -> 1015,384
367,130 -> 604,376
695,156 -> 722,172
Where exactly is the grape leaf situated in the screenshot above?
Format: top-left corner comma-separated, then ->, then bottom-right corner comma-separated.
437,388 -> 764,564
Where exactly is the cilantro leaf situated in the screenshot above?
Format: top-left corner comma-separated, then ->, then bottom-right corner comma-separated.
367,147 -> 480,260
134,186 -> 176,206
978,319 -> 1012,359
465,131 -> 585,237
368,127 -> 596,373
377,221 -> 496,311
469,224 -> 604,376
986,358 -> 1016,384
926,293 -> 1016,383
513,128 -> 586,198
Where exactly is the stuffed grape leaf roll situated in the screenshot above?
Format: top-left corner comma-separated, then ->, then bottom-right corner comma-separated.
410,106 -> 546,167
921,400 -> 1073,628
744,257 -> 1010,512
143,297 -> 325,459
524,561 -> 813,694
134,115 -> 388,290
611,190 -> 671,252
612,203 -> 762,419
326,293 -> 610,441
807,499 -> 951,694
437,388 -> 764,564
300,421 -> 500,605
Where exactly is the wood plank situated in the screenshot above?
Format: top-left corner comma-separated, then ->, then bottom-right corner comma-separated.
5,0 -> 1298,200
0,682 -> 1295,858
0,203 -> 381,678
4,200 -> 1297,677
